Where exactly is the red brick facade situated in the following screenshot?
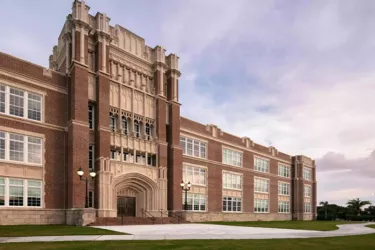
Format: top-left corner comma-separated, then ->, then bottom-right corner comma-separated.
0,0 -> 316,225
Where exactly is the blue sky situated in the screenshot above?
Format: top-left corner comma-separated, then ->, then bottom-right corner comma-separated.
1,0 -> 375,206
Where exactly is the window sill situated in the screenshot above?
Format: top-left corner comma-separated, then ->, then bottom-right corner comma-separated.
254,212 -> 270,214
0,206 -> 43,209
0,159 -> 42,167
0,112 -> 43,124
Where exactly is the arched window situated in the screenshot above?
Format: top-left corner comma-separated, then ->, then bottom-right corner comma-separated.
134,120 -> 140,138
122,116 -> 128,135
145,123 -> 151,140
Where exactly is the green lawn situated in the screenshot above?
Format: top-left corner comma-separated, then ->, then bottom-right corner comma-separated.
201,221 -> 364,231
0,225 -> 126,237
1,234 -> 375,250
366,224 -> 375,229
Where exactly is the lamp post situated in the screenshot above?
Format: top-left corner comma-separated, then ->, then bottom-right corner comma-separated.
180,181 -> 191,211
77,167 -> 96,208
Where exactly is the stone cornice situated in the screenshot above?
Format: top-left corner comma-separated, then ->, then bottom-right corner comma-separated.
166,68 -> 181,77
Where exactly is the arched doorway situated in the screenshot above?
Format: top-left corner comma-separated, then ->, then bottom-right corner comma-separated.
112,172 -> 158,217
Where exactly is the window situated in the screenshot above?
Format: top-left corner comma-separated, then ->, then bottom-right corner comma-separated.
28,137 -> 42,164
278,163 -> 290,178
254,199 -> 269,213
278,182 -> 290,196
0,85 -> 5,113
183,164 -> 206,186
123,150 -> 133,162
9,88 -> 24,117
134,120 -> 140,138
27,180 -> 41,207
110,150 -> 116,160
223,197 -> 242,212
0,131 -> 43,165
303,167 -> 312,181
223,172 -> 242,190
0,85 -> 42,121
145,123 -> 151,140
180,136 -> 206,159
0,178 -> 42,207
0,178 -> 4,206
0,132 -> 5,160
222,148 -> 242,167
9,133 -> 24,162
147,154 -> 156,166
109,113 -> 116,132
136,153 -> 146,164
9,179 -> 23,206
278,201 -> 290,213
304,202 -> 312,213
89,145 -> 94,170
304,185 -> 311,197
122,117 -> 128,135
27,93 -> 42,121
254,178 -> 269,193
89,191 -> 94,208
88,104 -> 94,129
254,157 -> 269,173
182,193 -> 206,211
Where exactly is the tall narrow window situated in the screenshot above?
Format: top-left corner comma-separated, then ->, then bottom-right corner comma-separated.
0,85 -> 5,113
110,150 -> 116,160
28,137 -> 42,164
0,132 -> 5,160
89,191 -> 94,208
9,179 -> 23,206
9,88 -> 24,117
27,180 -> 41,207
9,133 -> 24,162
122,116 -> 128,135
27,93 -> 42,121
0,178 -> 4,206
109,113 -> 116,132
145,123 -> 151,140
88,104 -> 94,129
134,120 -> 140,138
89,145 -> 94,170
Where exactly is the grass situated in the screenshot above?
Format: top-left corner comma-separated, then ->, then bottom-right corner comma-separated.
0,234 -> 375,250
366,224 -> 375,229
0,225 -> 127,237
201,220 -> 364,231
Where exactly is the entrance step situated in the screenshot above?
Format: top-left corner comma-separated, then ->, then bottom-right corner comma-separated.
89,216 -> 190,226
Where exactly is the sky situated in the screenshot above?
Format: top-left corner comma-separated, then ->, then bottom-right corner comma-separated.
0,0 -> 374,206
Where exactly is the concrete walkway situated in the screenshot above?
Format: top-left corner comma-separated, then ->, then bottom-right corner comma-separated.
1,222 -> 374,243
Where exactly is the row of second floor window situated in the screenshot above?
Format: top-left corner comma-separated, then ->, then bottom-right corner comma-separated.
0,84 -> 42,122
180,136 -> 313,180
183,193 -> 312,214
88,104 -> 153,140
182,164 -> 313,197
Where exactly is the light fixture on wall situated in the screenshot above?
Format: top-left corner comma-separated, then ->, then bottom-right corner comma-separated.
181,181 -> 192,211
77,167 -> 97,208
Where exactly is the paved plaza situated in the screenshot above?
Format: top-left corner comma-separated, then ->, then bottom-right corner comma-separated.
0,222 -> 374,243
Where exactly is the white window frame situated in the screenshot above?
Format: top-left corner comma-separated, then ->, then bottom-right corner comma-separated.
303,167 -> 312,181
304,202 -> 312,213
180,136 -> 207,159
222,196 -> 242,212
254,177 -> 269,193
134,120 -> 140,138
222,147 -> 242,167
182,164 -> 207,186
182,193 -> 206,212
88,104 -> 94,130
254,198 -> 269,213
0,131 -> 43,166
278,201 -> 290,213
254,156 -> 270,173
89,145 -> 94,170
0,178 -> 42,208
304,184 -> 312,197
222,171 -> 242,190
278,163 -> 290,178
0,84 -> 43,122
109,113 -> 116,132
278,182 -> 290,196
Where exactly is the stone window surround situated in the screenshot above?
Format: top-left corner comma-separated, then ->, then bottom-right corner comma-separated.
304,202 -> 312,214
254,155 -> 270,173
182,163 -> 207,187
222,146 -> 243,168
277,163 -> 291,178
303,166 -> 312,181
180,135 -> 207,160
278,200 -> 290,213
254,176 -> 270,194
222,196 -> 242,213
222,170 -> 243,191
254,198 -> 269,213
0,80 -> 46,123
304,184 -> 312,198
278,181 -> 290,196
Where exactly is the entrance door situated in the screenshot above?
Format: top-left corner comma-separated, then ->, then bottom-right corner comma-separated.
117,196 -> 136,217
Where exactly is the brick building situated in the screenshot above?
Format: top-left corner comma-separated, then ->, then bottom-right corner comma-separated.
0,0 -> 317,225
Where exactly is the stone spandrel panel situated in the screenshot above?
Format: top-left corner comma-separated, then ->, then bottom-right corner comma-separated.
121,86 -> 132,111
111,161 -> 158,182
88,74 -> 96,101
145,96 -> 155,119
133,91 -> 144,116
110,82 -> 120,108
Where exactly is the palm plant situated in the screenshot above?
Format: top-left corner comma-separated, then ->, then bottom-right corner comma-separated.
346,198 -> 372,216
319,201 -> 329,220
